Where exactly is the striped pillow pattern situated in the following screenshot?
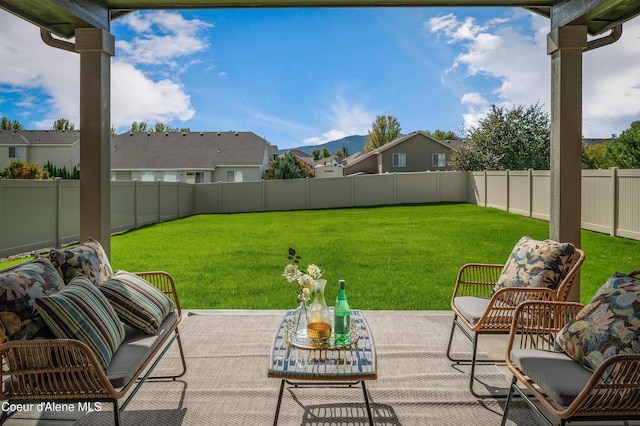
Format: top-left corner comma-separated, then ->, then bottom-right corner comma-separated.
35,275 -> 125,370
99,271 -> 173,335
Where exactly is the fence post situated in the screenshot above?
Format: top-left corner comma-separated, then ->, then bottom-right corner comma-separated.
56,177 -> 62,247
484,170 -> 488,207
177,182 -> 181,219
505,170 -> 510,212
134,180 -> 139,229
262,179 -> 267,212
350,175 -> 355,207
393,173 -> 397,204
528,169 -> 533,218
610,167 -> 618,237
157,180 -> 162,223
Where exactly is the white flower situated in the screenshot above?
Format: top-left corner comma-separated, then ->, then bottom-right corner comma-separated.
283,263 -> 301,282
306,264 -> 323,280
298,274 -> 316,291
283,249 -> 324,305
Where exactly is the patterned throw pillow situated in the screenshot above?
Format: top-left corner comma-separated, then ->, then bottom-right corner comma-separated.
100,271 -> 173,335
555,271 -> 640,371
493,236 -> 578,294
0,257 -> 66,340
35,275 -> 125,370
48,237 -> 113,285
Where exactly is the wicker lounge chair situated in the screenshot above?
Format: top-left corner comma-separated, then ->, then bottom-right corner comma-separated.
502,298 -> 640,426
446,237 -> 585,398
0,269 -> 187,426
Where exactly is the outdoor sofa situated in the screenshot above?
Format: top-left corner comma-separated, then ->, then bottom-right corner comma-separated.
0,238 -> 186,425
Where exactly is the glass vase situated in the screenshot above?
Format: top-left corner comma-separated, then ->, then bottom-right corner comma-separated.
306,279 -> 331,341
294,300 -> 309,339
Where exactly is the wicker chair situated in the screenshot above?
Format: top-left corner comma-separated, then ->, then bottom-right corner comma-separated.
502,299 -> 640,426
446,240 -> 585,398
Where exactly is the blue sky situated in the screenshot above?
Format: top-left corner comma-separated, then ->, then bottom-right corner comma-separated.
1,7 -> 639,149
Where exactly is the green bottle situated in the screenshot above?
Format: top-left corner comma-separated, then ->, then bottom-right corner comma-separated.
334,279 -> 351,344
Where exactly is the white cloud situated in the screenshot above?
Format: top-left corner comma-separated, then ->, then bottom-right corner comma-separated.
582,20 -> 640,136
111,61 -> 195,129
0,13 -> 79,126
427,12 -> 549,130
427,11 -> 640,137
115,11 -> 211,67
0,10 -> 202,131
460,92 -> 490,129
303,94 -> 374,145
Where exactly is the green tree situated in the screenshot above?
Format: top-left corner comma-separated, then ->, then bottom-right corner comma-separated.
599,121 -> 640,169
128,121 -> 149,132
334,146 -> 350,157
0,117 -> 24,130
154,122 -> 174,133
363,115 -> 401,153
1,159 -> 49,179
52,118 -> 75,130
582,141 -> 610,169
424,129 -> 459,140
43,161 -> 79,179
264,154 -> 313,180
450,104 -> 550,171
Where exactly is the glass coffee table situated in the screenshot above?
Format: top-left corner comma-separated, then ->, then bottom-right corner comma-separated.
267,309 -> 377,425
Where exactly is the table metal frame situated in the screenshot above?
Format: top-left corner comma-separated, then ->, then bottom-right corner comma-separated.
267,309 -> 377,425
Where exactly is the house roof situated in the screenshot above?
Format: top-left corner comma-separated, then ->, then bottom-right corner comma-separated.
0,130 -> 80,146
2,1 -> 638,39
110,131 -> 270,169
345,131 -> 456,167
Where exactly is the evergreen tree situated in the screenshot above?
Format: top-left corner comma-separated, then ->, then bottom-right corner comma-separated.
0,117 -> 24,130
52,118 -> 75,130
264,154 -> 313,180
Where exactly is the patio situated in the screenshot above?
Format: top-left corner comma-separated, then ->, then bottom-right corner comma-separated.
2,310 -> 548,426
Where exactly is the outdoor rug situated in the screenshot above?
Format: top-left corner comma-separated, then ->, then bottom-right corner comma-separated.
6,310 -> 544,425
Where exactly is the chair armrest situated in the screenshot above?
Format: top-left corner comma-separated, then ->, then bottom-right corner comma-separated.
466,287 -> 558,331
0,338 -> 118,401
451,263 -> 504,300
567,353 -> 640,417
506,300 -> 584,354
134,271 -> 182,319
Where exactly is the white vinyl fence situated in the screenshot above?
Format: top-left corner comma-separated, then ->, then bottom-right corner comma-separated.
469,168 -> 640,240
1,169 -> 639,258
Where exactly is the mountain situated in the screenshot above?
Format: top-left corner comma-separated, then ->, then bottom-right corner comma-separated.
279,135 -> 367,156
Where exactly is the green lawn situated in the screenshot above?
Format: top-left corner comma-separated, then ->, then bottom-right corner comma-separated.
3,203 -> 639,310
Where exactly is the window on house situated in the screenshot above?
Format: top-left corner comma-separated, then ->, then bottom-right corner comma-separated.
9,147 -> 24,158
226,171 -> 243,182
432,153 -> 446,167
141,171 -> 155,181
392,153 -> 406,167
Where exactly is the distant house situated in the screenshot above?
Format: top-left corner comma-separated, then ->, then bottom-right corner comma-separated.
344,131 -> 462,175
314,155 -> 346,178
0,130 -> 80,171
111,131 -> 275,183
281,149 -> 314,167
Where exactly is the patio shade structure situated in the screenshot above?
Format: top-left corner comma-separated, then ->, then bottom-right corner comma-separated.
1,0 -> 639,299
